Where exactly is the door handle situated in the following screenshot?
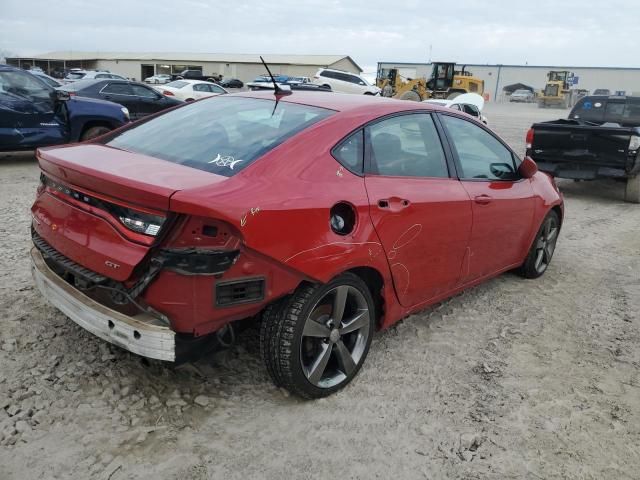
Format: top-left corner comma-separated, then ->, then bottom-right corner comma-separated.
377,198 -> 410,210
474,194 -> 492,205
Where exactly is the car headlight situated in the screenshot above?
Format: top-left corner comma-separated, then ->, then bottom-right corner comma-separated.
120,107 -> 130,120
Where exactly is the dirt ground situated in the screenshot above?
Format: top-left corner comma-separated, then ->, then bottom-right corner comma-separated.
0,102 -> 638,479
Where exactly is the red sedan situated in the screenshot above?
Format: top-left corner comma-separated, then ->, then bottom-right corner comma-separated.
30,91 -> 563,398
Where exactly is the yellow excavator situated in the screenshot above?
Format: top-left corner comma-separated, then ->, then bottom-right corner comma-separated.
538,71 -> 574,108
377,62 -> 484,101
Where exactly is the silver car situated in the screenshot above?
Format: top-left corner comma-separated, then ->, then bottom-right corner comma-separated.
510,89 -> 535,102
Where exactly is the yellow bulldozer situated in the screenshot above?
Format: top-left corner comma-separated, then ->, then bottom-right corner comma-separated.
377,62 -> 484,101
538,71 -> 574,108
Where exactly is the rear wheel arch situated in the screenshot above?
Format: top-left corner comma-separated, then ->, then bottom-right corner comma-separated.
343,266 -> 385,328
551,205 -> 563,227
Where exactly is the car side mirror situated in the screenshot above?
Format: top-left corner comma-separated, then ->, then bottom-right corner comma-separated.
518,156 -> 538,178
55,90 -> 70,102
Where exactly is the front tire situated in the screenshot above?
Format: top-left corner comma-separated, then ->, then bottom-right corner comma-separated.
519,210 -> 560,278
260,273 -> 375,399
624,175 -> 640,203
80,125 -> 111,141
399,90 -> 421,102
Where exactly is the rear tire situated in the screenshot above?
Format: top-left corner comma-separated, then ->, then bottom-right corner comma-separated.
80,125 -> 111,141
260,273 -> 375,399
625,175 -> 640,203
519,210 -> 560,279
399,90 -> 421,102
185,98 -> 194,102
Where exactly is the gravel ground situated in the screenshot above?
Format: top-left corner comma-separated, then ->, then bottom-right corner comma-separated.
1,102 -> 639,479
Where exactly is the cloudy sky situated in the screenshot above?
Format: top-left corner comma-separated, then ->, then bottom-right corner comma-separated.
2,0 -> 639,75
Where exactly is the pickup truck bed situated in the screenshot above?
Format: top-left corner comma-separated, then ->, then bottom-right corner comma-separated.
527,119 -> 640,203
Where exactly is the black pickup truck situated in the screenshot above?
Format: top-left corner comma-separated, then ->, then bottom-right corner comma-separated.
527,95 -> 640,203
170,69 -> 222,83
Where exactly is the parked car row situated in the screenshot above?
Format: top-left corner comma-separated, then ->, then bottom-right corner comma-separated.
59,79 -> 183,120
0,65 -> 129,150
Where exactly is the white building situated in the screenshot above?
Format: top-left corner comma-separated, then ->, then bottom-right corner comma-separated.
7,51 -> 362,82
377,62 -> 640,101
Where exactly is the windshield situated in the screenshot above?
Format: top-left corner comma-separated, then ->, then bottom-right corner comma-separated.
513,90 -> 529,95
105,96 -> 335,176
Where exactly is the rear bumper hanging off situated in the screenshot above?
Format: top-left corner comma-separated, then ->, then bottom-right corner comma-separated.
30,247 -> 176,361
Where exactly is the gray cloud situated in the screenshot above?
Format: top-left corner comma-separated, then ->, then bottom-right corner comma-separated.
1,0 -> 638,73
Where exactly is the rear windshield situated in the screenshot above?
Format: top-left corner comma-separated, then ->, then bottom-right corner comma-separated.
165,80 -> 188,88
105,96 -> 335,176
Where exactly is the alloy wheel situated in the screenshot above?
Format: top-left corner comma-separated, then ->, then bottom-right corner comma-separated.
300,285 -> 371,388
534,216 -> 559,273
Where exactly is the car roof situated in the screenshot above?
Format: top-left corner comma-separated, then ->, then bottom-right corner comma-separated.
177,79 -> 218,85
230,90 -> 446,116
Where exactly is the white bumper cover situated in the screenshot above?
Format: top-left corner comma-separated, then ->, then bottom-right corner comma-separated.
31,248 -> 175,361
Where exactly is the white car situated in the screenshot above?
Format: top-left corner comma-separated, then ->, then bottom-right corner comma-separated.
63,70 -> 127,83
312,68 -> 381,95
144,74 -> 172,84
424,93 -> 489,125
157,79 -> 227,101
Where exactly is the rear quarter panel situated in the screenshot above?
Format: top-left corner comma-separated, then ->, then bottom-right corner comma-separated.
169,108 -> 397,285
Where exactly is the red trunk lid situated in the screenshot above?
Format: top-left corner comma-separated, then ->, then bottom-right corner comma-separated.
33,144 -> 227,281
38,144 -> 225,210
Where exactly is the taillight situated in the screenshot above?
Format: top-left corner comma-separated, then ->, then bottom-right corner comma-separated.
629,135 -> 640,152
41,174 -> 166,239
163,90 -> 174,96
115,207 -> 165,236
526,128 -> 534,149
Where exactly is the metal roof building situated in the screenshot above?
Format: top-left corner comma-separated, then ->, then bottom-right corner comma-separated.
6,51 -> 362,82
377,61 -> 640,101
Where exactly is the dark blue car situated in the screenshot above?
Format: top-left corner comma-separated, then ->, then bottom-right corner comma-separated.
0,65 -> 130,151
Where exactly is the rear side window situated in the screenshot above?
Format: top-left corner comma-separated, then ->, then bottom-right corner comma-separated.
333,130 -> 363,173
366,113 -> 449,178
319,70 -> 336,79
131,85 -> 158,98
604,101 -> 625,123
570,97 -> 606,124
106,97 -> 334,176
623,98 -> 640,126
165,81 -> 188,88
102,83 -> 133,95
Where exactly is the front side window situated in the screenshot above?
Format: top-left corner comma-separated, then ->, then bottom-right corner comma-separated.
106,97 -> 335,177
210,84 -> 226,93
193,84 -> 209,92
0,70 -> 53,114
441,115 -> 517,181
366,114 -> 449,178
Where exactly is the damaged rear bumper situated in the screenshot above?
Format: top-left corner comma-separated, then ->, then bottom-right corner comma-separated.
31,247 -> 176,361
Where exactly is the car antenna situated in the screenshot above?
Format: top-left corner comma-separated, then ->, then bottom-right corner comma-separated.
260,56 -> 291,97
